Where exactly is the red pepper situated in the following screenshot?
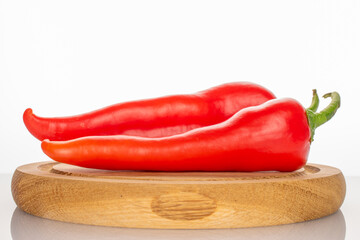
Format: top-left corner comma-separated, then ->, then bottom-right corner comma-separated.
41,91 -> 340,172
23,82 -> 275,141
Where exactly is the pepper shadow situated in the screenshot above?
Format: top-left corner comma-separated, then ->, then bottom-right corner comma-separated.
11,207 -> 345,240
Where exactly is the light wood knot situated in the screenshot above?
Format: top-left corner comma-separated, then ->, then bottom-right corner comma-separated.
151,192 -> 217,221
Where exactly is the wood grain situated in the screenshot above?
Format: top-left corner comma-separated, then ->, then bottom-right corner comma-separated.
11,162 -> 346,229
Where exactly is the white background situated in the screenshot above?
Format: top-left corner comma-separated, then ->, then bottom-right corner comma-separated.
0,0 -> 359,175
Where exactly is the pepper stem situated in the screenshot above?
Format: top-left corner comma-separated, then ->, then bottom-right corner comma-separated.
307,89 -> 320,112
306,91 -> 341,142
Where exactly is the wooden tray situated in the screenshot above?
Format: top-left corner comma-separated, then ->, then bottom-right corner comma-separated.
11,161 -> 346,229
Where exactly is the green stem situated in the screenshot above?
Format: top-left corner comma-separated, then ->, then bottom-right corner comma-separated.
307,89 -> 320,112
306,91 -> 341,142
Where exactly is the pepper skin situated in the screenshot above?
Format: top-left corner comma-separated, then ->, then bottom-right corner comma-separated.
41,91 -> 340,172
23,82 -> 275,141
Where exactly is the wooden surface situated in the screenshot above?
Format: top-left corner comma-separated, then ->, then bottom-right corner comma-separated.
11,161 -> 346,229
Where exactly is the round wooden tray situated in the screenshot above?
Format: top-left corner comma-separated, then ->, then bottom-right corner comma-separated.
11,161 -> 346,229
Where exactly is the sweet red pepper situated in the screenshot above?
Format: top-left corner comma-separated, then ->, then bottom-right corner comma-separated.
23,82 -> 275,141
41,91 -> 340,172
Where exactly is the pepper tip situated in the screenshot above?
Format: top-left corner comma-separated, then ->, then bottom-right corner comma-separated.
23,108 -> 33,117
41,139 -> 51,154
